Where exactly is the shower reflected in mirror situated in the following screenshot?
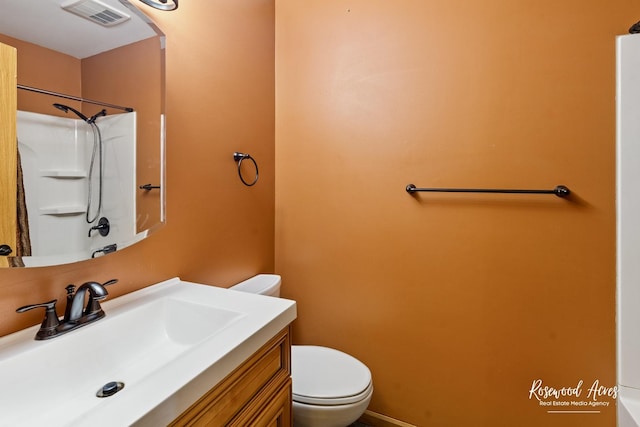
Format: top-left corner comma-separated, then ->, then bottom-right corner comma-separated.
53,103 -> 108,224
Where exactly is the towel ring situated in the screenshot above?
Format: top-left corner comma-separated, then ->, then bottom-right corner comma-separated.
233,152 -> 259,186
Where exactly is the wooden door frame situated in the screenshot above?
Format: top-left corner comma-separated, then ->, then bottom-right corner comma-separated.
0,42 -> 17,268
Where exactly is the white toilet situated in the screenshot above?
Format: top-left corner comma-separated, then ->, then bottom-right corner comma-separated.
230,274 -> 373,427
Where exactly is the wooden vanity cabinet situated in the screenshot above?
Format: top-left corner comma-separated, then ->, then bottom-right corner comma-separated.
170,327 -> 292,427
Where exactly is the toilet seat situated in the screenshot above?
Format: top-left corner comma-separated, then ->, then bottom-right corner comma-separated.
293,382 -> 373,406
292,346 -> 372,406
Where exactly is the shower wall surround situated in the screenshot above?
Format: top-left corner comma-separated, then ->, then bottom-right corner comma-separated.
17,111 -> 136,266
617,33 -> 640,427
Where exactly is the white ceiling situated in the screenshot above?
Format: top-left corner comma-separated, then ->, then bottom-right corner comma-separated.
0,0 -> 157,58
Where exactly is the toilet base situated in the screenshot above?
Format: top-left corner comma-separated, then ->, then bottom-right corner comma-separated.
292,386 -> 373,427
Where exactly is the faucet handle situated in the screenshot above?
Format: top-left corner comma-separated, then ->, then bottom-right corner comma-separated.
84,279 -> 118,315
103,279 -> 118,287
16,300 -> 60,340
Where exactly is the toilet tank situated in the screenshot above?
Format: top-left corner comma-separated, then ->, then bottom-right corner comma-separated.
230,274 -> 281,297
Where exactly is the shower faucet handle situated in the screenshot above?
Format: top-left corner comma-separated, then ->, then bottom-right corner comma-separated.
88,217 -> 110,237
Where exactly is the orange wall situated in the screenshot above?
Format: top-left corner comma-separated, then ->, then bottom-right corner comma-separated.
0,1 -> 275,337
0,33 -> 82,115
275,1 -> 636,426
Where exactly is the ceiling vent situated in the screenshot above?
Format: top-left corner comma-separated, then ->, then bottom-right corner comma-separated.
61,0 -> 130,27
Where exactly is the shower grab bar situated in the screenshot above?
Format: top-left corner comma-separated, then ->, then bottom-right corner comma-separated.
17,84 -> 134,112
405,184 -> 571,198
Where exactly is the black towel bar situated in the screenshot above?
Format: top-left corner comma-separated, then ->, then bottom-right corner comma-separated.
405,184 -> 571,198
139,184 -> 160,191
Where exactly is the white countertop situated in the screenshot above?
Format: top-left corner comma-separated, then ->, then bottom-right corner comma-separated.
0,277 -> 297,426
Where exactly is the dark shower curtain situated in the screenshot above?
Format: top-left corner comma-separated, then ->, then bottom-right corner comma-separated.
11,147 -> 31,267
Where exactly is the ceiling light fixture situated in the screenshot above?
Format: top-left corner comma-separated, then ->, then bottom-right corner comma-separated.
138,0 -> 178,11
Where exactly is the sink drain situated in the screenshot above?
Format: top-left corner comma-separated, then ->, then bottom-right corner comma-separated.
96,381 -> 125,398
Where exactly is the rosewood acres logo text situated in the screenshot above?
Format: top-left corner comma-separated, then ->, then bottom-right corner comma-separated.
528,379 -> 618,413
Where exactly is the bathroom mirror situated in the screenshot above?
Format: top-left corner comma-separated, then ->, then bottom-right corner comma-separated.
0,0 -> 165,267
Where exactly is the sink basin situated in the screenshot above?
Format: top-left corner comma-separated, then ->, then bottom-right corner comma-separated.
0,278 -> 297,426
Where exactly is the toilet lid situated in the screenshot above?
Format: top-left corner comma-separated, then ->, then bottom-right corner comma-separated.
292,346 -> 372,405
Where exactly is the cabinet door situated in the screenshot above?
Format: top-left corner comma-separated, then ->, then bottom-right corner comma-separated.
170,327 -> 292,427
0,41 -> 17,268
247,379 -> 292,427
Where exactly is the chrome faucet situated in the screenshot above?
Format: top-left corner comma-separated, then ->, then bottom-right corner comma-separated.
16,279 -> 118,340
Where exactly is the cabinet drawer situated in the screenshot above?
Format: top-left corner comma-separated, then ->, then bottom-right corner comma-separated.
170,327 -> 291,427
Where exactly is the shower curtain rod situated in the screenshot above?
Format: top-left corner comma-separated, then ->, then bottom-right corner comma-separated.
17,84 -> 134,112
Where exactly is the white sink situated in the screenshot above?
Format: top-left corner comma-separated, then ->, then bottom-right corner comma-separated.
0,278 -> 297,426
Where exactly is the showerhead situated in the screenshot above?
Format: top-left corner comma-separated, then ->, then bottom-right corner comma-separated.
53,103 -> 89,122
53,104 -> 107,124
